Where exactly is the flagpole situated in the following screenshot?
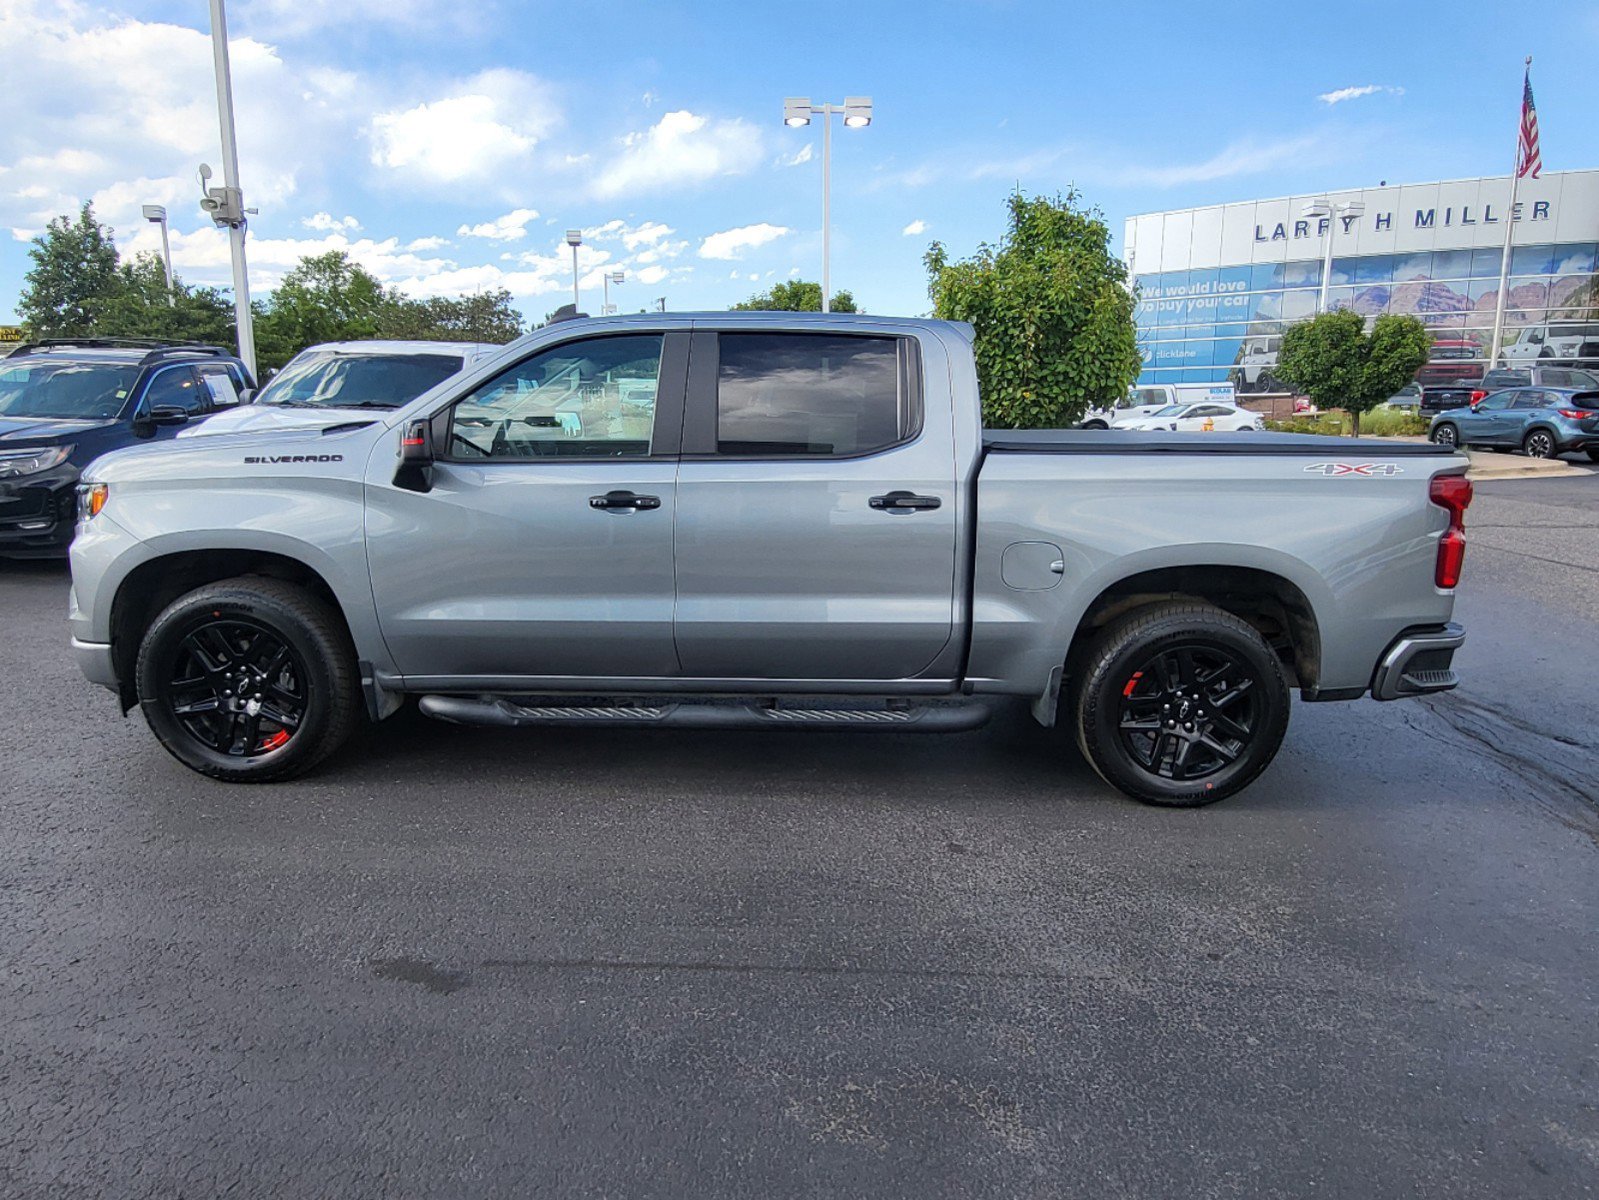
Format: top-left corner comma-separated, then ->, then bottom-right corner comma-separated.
1488,55 -> 1532,367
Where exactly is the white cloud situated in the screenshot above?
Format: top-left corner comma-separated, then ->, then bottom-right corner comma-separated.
902,219 -> 928,236
641,90 -> 660,108
404,235 -> 450,251
635,264 -> 668,285
303,212 -> 362,233
592,110 -> 763,199
1318,84 -> 1405,106
456,207 -> 540,240
622,220 -> 674,250
778,143 -> 814,168
698,222 -> 791,261
238,0 -> 466,37
0,1 -> 356,242
1103,136 -> 1327,187
370,70 -> 558,186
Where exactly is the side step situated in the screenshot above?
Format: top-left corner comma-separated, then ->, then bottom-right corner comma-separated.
417,695 -> 991,733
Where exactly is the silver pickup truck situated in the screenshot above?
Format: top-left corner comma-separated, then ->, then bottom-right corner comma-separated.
67,313 -> 1472,806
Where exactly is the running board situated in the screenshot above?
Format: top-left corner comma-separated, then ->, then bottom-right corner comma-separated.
417,695 -> 991,732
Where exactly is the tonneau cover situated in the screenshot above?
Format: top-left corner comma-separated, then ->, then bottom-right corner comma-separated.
982,429 -> 1457,456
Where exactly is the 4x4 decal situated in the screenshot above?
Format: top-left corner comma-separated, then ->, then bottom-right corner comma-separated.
1304,462 -> 1404,477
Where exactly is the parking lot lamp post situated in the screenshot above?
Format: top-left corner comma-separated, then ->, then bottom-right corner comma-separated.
142,205 -> 174,305
603,270 -> 624,316
205,0 -> 257,378
1302,199 -> 1365,314
781,96 -> 872,313
565,230 -> 583,311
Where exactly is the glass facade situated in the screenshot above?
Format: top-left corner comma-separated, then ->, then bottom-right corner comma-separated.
1133,242 -> 1599,393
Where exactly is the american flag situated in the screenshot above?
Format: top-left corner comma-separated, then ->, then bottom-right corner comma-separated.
1518,69 -> 1542,179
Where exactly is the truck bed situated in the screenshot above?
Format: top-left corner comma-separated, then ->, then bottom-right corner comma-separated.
982,429 -> 1457,456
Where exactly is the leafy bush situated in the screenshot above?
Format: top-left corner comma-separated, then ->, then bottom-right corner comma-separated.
1274,309 -> 1432,435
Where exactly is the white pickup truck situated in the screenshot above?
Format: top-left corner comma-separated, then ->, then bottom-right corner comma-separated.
68,314 -> 1472,806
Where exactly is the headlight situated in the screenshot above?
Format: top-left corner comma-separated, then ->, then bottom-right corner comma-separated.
0,445 -> 72,478
77,482 -> 109,520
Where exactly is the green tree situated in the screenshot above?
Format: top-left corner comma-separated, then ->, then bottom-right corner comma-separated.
256,251 -> 390,360
1274,309 -> 1432,436
924,190 -> 1140,428
377,289 -> 524,343
730,279 -> 858,313
95,253 -> 236,346
18,203 -> 121,337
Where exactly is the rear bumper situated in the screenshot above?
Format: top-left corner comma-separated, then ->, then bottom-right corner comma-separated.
71,637 -> 119,691
1371,622 -> 1465,701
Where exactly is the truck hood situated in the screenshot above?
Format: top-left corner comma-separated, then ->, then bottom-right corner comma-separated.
178,404 -> 389,438
83,420 -> 384,484
0,415 -> 116,446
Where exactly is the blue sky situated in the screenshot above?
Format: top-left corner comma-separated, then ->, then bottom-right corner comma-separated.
4,0 -> 1599,325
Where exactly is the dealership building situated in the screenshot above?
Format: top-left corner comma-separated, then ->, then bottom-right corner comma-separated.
1124,168 -> 1599,393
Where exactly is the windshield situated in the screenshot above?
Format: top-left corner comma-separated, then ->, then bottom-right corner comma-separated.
0,360 -> 139,420
256,351 -> 463,410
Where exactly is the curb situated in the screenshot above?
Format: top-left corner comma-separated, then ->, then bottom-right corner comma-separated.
1462,450 -> 1590,481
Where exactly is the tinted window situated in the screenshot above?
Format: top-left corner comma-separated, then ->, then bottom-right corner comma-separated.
1481,370 -> 1531,388
143,367 -> 206,414
258,352 -> 463,410
1540,370 -> 1572,387
449,335 -> 660,460
1510,392 -> 1547,410
0,360 -> 139,419
1476,392 -> 1513,411
1568,391 -> 1599,410
1568,369 -> 1599,388
716,334 -> 906,457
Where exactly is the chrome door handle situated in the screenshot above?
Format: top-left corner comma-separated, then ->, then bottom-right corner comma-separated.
869,491 -> 941,512
589,490 -> 661,511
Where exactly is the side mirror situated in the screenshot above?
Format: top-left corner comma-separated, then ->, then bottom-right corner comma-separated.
394,419 -> 434,493
149,405 -> 190,426
237,387 -> 256,404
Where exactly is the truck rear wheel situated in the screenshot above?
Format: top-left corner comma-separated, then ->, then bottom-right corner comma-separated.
135,577 -> 361,783
1069,602 -> 1290,806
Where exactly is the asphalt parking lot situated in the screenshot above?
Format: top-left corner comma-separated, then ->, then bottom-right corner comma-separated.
3,470 -> 1597,1199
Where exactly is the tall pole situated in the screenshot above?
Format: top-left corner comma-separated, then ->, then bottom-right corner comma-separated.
571,245 -> 580,310
157,219 -> 174,304
207,0 -> 255,378
1317,216 -> 1335,314
821,103 -> 832,314
1489,56 -> 1533,367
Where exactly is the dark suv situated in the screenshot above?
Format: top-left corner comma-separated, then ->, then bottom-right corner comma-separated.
0,339 -> 254,557
1471,365 -> 1599,401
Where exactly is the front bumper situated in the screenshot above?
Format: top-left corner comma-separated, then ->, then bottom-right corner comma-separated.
1371,622 -> 1465,701
0,467 -> 77,556
71,637 -> 119,691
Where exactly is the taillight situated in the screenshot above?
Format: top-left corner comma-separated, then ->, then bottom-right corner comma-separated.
1469,390 -> 1487,403
1555,409 -> 1590,420
1429,474 -> 1472,589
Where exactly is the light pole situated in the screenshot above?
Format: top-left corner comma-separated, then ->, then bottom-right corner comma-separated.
603,270 -> 625,316
565,229 -> 583,311
782,95 -> 872,313
203,0 -> 256,378
1301,199 -> 1366,314
142,205 -> 174,305
656,297 -> 666,313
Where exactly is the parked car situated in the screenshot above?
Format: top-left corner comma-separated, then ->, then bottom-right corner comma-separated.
1385,382 -> 1423,410
1079,383 -> 1237,430
0,338 -> 252,557
70,313 -> 1471,807
1467,365 -> 1599,405
1419,380 -> 1481,415
180,339 -> 497,438
1117,401 -> 1265,432
1428,386 -> 1599,460
1501,322 -> 1599,367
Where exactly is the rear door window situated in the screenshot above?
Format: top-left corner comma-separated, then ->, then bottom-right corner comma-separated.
1511,392 -> 1548,410
714,333 -> 912,457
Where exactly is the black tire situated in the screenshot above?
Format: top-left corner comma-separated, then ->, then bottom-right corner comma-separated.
1523,428 -> 1557,459
1080,420 -> 1109,430
1430,423 -> 1459,448
135,577 -> 361,782
1069,602 -> 1290,807
1586,449 -> 1599,463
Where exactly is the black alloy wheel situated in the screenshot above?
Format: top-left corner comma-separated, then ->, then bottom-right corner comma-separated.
1524,429 -> 1557,458
1070,601 -> 1290,806
135,577 -> 362,782
164,618 -> 307,758
1116,643 -> 1262,783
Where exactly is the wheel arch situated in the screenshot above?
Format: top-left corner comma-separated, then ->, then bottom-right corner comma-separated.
1060,560 -> 1325,700
107,542 -> 374,712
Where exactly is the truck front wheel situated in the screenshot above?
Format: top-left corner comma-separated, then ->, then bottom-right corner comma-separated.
1069,602 -> 1290,806
135,577 -> 362,783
